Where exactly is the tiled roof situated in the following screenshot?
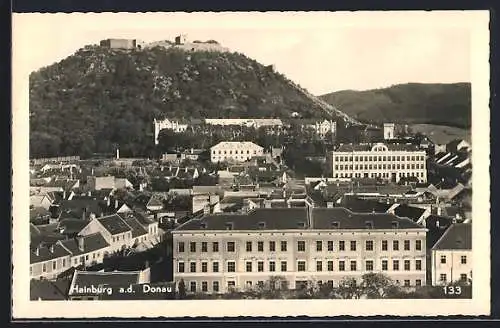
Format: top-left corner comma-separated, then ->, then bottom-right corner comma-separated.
175,207 -> 424,231
60,232 -> 110,256
336,143 -> 421,152
57,219 -> 89,235
69,270 -> 142,296
211,141 -> 264,150
425,215 -> 455,248
432,223 -> 471,250
97,214 -> 132,235
393,204 -> 426,222
59,199 -> 106,219
341,196 -> 392,214
30,243 -> 72,264
119,213 -> 149,238
30,279 -> 70,300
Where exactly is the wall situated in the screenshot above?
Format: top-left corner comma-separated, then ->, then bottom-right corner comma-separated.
30,255 -> 72,280
431,249 -> 472,285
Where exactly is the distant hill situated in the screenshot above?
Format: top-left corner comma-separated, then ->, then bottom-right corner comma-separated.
29,42 -> 354,158
319,83 -> 471,129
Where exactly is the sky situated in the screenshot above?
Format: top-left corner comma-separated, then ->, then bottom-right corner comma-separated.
13,11 -> 481,95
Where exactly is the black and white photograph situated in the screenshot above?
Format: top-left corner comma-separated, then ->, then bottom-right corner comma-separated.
12,11 -> 490,318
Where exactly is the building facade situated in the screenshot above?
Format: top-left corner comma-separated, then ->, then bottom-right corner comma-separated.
210,142 -> 264,163
100,39 -> 137,50
172,207 -> 427,294
326,143 -> 427,183
431,223 -> 472,286
153,118 -> 189,145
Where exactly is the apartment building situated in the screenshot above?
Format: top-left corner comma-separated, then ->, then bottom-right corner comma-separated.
172,207 -> 427,294
326,143 -> 427,183
431,223 -> 472,286
210,141 -> 264,163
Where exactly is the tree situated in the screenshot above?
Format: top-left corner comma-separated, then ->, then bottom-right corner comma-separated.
360,272 -> 401,299
336,277 -> 363,299
177,279 -> 186,299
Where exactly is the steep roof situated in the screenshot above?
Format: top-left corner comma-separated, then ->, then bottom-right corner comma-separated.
393,204 -> 426,222
60,232 -> 110,256
432,223 -> 472,250
30,243 -> 72,264
175,207 -> 424,232
30,279 -> 70,300
97,214 -> 132,235
118,213 -> 149,237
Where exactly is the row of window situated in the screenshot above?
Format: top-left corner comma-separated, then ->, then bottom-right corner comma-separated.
178,240 -> 423,253
335,155 -> 425,162
212,156 -> 252,161
334,171 -> 425,179
335,163 -> 425,171
439,273 -> 469,283
185,278 -> 424,293
212,150 -> 259,155
177,259 -> 424,273
440,255 -> 468,264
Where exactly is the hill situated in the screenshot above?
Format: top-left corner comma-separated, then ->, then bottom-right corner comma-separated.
319,83 -> 471,128
29,42 -> 352,158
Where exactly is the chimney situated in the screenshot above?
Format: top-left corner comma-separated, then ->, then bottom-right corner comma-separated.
161,166 -> 164,171
82,207 -> 87,220
63,189 -> 67,200
77,236 -> 84,252
89,213 -> 96,220
203,204 -> 210,215
88,190 -> 92,197
35,246 -> 40,256
107,197 -> 111,207
327,201 -> 334,208
191,148 -> 194,154
91,168 -> 94,176
436,219 -> 440,228
116,148 -> 120,160
115,199 -> 119,209
49,244 -> 55,253
185,167 -> 188,173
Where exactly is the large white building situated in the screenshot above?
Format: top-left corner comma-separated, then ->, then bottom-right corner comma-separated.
205,118 -> 283,129
431,223 -> 472,286
153,118 -> 189,145
210,141 -> 264,163
326,143 -> 427,183
172,207 -> 427,294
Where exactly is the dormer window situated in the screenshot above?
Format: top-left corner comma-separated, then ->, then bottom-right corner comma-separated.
258,222 -> 266,229
331,221 -> 340,229
365,221 -> 374,229
200,223 -> 207,229
391,221 -> 399,229
225,222 -> 233,230
297,221 -> 306,229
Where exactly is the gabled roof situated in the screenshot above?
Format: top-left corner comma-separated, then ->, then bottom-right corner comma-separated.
393,204 -> 426,222
96,214 -> 132,235
432,223 -> 471,250
118,213 -> 149,237
30,243 -> 72,264
60,232 -> 110,256
30,279 -> 70,300
57,219 -> 89,235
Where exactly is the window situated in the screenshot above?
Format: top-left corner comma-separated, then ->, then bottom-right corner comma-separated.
460,274 -> 468,282
280,261 -> 287,272
85,255 -> 89,261
178,262 -> 185,273
339,260 -> 345,271
328,241 -> 334,251
52,261 -> 57,270
440,274 -> 447,283
190,262 -> 196,273
350,241 -> 357,251
316,261 -> 323,271
190,242 -> 196,252
213,281 -> 220,292
201,281 -> 208,292
246,261 -> 252,272
227,242 -> 235,252
62,259 -> 66,267
190,281 -> 196,293
404,260 -> 411,271
416,259 -> 422,271
382,240 -> 388,251
393,260 -> 399,271
281,241 -> 287,252
366,240 -> 374,251
416,279 -> 422,287
404,280 -> 411,287
212,242 -> 219,252
269,241 -> 276,252
326,260 -> 334,271
269,261 -> 276,272
201,242 -> 208,252
258,261 -> 264,272
201,262 -> 208,273
258,241 -> 264,252
246,241 -> 252,252
404,240 -> 410,251
316,241 -> 323,251
461,255 -> 467,264
178,242 -> 185,252
227,261 -> 236,272
365,260 -> 374,271
297,261 -> 306,272
382,260 -> 388,271
339,241 -> 345,251
350,260 -> 357,271
393,240 -> 399,251
213,262 -> 219,272
297,241 -> 306,252
415,240 -> 422,251
440,255 -> 446,264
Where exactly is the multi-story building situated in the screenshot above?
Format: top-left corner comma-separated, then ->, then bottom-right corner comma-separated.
326,143 -> 427,183
210,142 -> 264,163
153,118 -> 189,145
431,223 -> 472,286
172,206 -> 427,294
